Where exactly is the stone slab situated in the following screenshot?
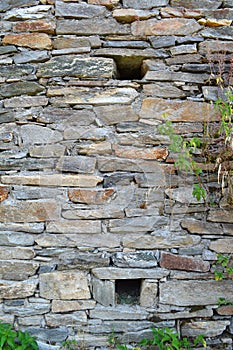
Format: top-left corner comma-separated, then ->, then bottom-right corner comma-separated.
160,280 -> 233,306
0,279 -> 37,299
92,267 -> 169,279
37,56 -> 116,78
40,271 -> 91,300
1,174 -> 103,187
0,201 -> 60,223
46,220 -> 101,234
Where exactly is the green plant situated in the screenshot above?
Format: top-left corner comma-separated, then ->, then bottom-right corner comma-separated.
61,339 -> 77,350
0,321 -> 38,350
212,253 -> 233,281
116,328 -> 206,350
158,119 -> 206,202
218,297 -> 233,307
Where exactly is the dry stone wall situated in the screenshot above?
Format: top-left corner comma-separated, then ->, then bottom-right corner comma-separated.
0,0 -> 233,349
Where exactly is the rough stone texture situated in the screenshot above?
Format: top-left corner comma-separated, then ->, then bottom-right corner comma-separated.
0,279 -> 37,299
181,320 -> 230,338
1,174 -> 103,187
2,33 -> 52,49
40,271 -> 91,300
131,19 -> 201,36
37,56 -> 116,78
0,0 -> 232,347
160,252 -> 210,272
160,280 -> 233,306
0,201 -> 60,222
68,188 -> 115,204
140,98 -> 219,121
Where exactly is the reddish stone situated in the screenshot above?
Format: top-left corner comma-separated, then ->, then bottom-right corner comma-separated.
2,33 -> 52,50
0,186 -> 9,202
114,145 -> 168,161
68,188 -> 115,204
217,305 -> 233,315
13,20 -> 56,34
160,252 -> 210,272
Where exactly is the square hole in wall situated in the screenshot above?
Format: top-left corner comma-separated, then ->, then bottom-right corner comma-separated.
115,279 -> 142,305
115,57 -> 144,80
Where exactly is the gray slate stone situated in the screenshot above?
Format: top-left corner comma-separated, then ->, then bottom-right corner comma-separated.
37,55 -> 116,78
170,0 -> 221,9
0,46 -> 17,55
27,327 -> 68,343
56,1 -> 106,18
57,18 -> 130,35
58,251 -> 110,270
112,251 -> 158,268
0,81 -> 44,98
92,277 -> 115,307
56,156 -> 96,174
0,232 -> 35,246
123,0 -> 168,8
0,64 -> 34,80
0,260 -> 38,280
0,0 -> 38,12
160,280 -> 233,306
21,124 -> 63,145
14,50 -> 49,64
3,303 -> 50,316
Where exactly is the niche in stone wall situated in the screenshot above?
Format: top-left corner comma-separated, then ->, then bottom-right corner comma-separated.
114,56 -> 144,80
115,279 -> 141,305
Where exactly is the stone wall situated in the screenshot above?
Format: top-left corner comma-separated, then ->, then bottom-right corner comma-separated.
0,0 -> 233,349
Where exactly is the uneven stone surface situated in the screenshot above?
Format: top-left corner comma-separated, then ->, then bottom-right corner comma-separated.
2,33 -> 52,49
40,271 -> 90,300
0,0 -> 232,347
160,280 -> 233,306
37,56 -> 116,78
160,252 -> 210,272
0,201 -> 60,222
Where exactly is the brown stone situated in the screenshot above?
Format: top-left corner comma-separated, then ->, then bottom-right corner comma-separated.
113,9 -> 154,22
217,305 -> 233,315
160,252 -> 210,272
2,33 -> 52,50
131,18 -> 201,36
209,238 -> 233,253
13,20 -> 56,34
0,186 -> 9,202
140,98 -> 220,122
181,218 -> 223,235
161,7 -> 202,18
1,174 -> 103,187
94,105 -> 138,125
208,210 -> 233,223
113,145 -> 168,161
0,201 -> 60,223
88,0 -> 120,8
68,188 -> 115,204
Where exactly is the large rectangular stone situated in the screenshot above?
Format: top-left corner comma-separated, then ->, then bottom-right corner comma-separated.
52,300 -> 96,313
0,279 -> 37,299
0,0 -> 38,12
123,232 -> 200,249
94,105 -> 138,125
37,107 -> 95,126
160,280 -> 233,306
131,18 -> 201,36
1,174 -> 103,187
2,33 -> 52,50
48,87 -> 138,106
57,18 -> 130,35
4,96 -> 48,108
170,0 -> 222,9
37,56 -> 116,79
123,0 -> 168,8
140,98 -> 220,122
40,271 -> 90,300
56,1 -> 106,18
108,216 -> 163,234
0,247 -> 34,260
0,201 -> 60,223
207,210 -> 233,223
56,156 -> 96,174
92,267 -> 169,279
35,233 -> 122,248
45,312 -> 87,327
0,260 -> 38,281
46,220 -> 101,234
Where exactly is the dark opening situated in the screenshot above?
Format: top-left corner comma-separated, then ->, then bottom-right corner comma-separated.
115,57 -> 144,80
115,279 -> 141,305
